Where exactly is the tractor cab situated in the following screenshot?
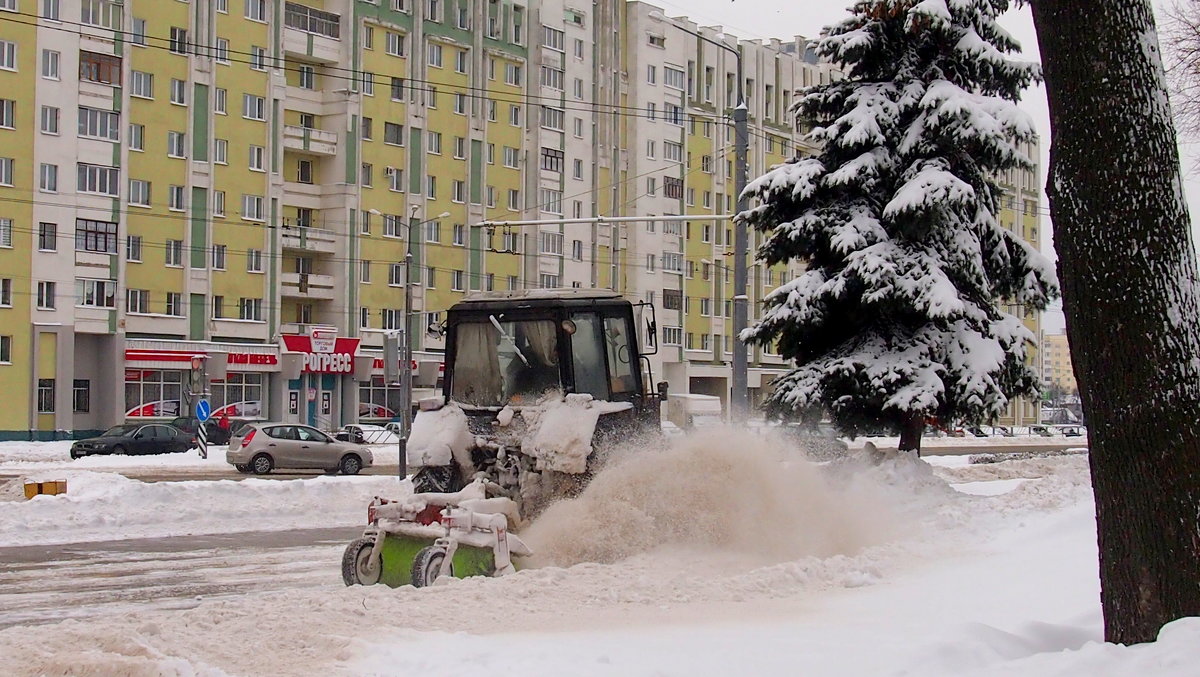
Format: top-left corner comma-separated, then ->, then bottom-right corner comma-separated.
443,289 -> 662,426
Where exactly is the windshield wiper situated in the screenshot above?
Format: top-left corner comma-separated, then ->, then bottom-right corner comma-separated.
489,314 -> 530,367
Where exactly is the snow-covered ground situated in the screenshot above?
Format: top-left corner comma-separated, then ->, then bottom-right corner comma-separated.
0,430 -> 1194,677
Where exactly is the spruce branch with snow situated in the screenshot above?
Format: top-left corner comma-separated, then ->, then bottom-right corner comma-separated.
739,0 -> 1059,452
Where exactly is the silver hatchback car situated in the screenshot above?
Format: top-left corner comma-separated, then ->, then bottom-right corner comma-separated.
227,423 -> 374,475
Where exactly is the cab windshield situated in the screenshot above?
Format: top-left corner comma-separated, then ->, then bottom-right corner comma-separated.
452,318 -> 560,407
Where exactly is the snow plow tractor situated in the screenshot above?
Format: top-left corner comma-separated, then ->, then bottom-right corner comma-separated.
410,289 -> 666,519
342,290 -> 665,589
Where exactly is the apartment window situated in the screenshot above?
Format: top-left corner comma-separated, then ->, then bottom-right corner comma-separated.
451,270 -> 465,291
170,27 -> 189,55
35,222 -> 56,252
249,145 -> 265,171
243,94 -> 266,120
573,78 -> 584,99
0,335 -> 8,363
37,281 -> 56,309
126,235 -> 142,261
383,122 -> 405,146
212,37 -> 230,63
39,164 -> 57,192
164,239 -> 183,266
297,64 -> 315,89
452,180 -> 466,203
539,274 -> 559,289
41,49 -> 59,79
360,307 -> 370,329
452,223 -> 466,246
453,92 -> 467,114
42,0 -> 59,20
387,263 -> 404,286
574,38 -> 585,59
213,191 -> 226,217
646,254 -> 656,272
662,252 -> 683,273
167,131 -> 186,158
383,214 -> 402,237
647,65 -> 656,84
454,136 -> 467,159
510,104 -> 522,126
573,117 -> 584,138
214,88 -> 227,114
0,158 -> 10,186
78,106 -> 120,141
170,78 -> 187,105
424,220 -> 441,243
211,244 -> 227,270
214,139 -> 228,165
37,380 -> 55,413
665,141 -> 683,162
165,292 -> 184,317
664,67 -> 685,90
127,124 -> 143,149
540,66 -> 564,90
540,147 -> 564,172
245,0 -> 267,22
425,267 -> 436,288
362,163 -> 373,187
507,189 -> 520,210
81,0 -> 121,29
79,51 -> 121,85
386,167 -> 404,191
241,194 -> 265,221
297,159 -> 314,184
455,49 -> 468,74
77,164 -> 119,196
246,249 -> 263,272
212,295 -> 225,319
539,188 -> 562,214
539,231 -> 563,255
572,239 -> 583,261
428,130 -> 442,154
76,278 -> 117,308
0,277 -> 8,306
664,176 -> 684,199
361,72 -> 375,95
663,327 -> 682,346
165,185 -> 184,212
486,186 -> 496,208
248,45 -> 268,71
130,70 -> 153,98
239,298 -> 264,321
386,31 -> 406,56
426,174 -> 436,198
487,100 -> 497,121
505,63 -> 522,86
383,77 -> 405,105
573,159 -> 583,180
540,106 -> 564,130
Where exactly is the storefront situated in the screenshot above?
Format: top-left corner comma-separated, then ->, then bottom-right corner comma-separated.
123,343 -> 278,421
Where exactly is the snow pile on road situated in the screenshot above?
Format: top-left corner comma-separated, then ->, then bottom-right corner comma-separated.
0,441 -> 231,469
526,394 -> 632,474
0,470 -> 408,546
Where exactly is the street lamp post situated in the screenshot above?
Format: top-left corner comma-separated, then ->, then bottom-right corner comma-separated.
398,209 -> 449,479
648,11 -> 749,417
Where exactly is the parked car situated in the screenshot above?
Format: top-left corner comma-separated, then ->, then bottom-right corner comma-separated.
334,424 -> 395,444
71,423 -> 193,458
1029,425 -> 1055,437
227,423 -> 374,475
170,416 -> 232,446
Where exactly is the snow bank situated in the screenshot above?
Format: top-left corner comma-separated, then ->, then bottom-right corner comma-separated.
408,403 -> 474,470
0,441 -> 231,469
0,469 -> 409,546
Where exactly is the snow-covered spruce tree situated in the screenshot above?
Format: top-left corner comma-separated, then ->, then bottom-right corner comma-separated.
739,0 -> 1058,454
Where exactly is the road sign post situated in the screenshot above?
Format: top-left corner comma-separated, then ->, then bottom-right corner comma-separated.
195,399 -> 211,459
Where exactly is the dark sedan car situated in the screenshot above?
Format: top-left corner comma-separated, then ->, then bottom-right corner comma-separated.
170,416 -> 233,446
70,424 -> 193,459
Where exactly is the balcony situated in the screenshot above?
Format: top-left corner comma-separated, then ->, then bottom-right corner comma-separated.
283,2 -> 341,63
283,125 -> 338,156
281,225 -> 337,255
281,272 -> 337,301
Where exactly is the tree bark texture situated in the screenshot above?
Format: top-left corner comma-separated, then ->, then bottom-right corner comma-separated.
1031,0 -> 1200,645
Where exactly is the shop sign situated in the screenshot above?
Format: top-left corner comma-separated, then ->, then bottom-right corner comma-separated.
280,332 -> 361,374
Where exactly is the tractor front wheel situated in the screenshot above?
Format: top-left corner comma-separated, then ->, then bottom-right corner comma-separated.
341,537 -> 381,586
410,546 -> 450,588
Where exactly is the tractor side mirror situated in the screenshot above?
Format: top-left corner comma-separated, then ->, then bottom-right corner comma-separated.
657,381 -> 669,400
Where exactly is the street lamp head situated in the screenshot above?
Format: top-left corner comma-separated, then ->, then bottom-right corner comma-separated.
367,208 -> 382,216
437,211 -> 451,219
410,205 -> 420,217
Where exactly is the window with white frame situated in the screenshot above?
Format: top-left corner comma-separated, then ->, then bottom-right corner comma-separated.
245,0 -> 266,21
451,270 -> 465,291
213,191 -> 226,217
166,292 -> 184,316
41,0 -> 59,20
165,239 -> 183,266
542,26 -> 564,51
662,251 -> 683,273
214,138 -> 228,164
386,32 -> 406,56
539,188 -> 562,214
130,70 -> 153,98
78,106 -> 119,141
664,141 -> 683,162
453,223 -> 465,246
427,41 -> 443,67
428,130 -> 442,154
504,63 -> 522,86
41,49 -> 59,79
243,94 -> 265,120
664,66 -> 685,90
38,163 -> 58,192
241,194 -> 265,221
540,66 -> 564,90
76,278 -> 117,308
167,131 -> 186,158
503,146 -> 519,168
170,78 -> 187,105
452,179 -> 465,203
249,145 -> 265,171
663,327 -> 682,346
77,163 -> 119,196
246,249 -> 263,272
540,106 -> 564,130
539,231 -> 563,255
215,38 -> 229,63
0,157 -> 11,186
212,244 -> 227,270
0,217 -> 10,246
386,166 -> 404,191
539,273 -> 559,289
572,239 -> 583,261
239,298 -> 263,321
37,281 -> 56,310
214,88 -> 227,114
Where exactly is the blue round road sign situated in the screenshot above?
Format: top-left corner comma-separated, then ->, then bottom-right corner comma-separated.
195,399 -> 212,422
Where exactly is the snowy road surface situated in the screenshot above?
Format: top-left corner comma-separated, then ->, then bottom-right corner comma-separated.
0,526 -> 358,630
0,432 -> 1193,677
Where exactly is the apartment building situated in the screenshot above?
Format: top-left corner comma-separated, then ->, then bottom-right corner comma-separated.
0,0 -> 1034,439
1041,333 -> 1077,395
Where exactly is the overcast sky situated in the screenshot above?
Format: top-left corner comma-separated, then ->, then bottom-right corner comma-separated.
670,0 -> 1199,334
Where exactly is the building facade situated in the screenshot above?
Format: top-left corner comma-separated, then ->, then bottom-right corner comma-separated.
0,0 -> 1037,439
1041,333 -> 1077,395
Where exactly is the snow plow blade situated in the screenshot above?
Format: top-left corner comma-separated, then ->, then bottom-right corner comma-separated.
375,533 -> 500,588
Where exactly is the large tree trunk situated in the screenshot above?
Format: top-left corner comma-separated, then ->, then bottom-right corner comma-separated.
1030,0 -> 1200,645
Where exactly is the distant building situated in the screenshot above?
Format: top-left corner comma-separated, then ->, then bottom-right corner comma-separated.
1041,333 -> 1078,395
